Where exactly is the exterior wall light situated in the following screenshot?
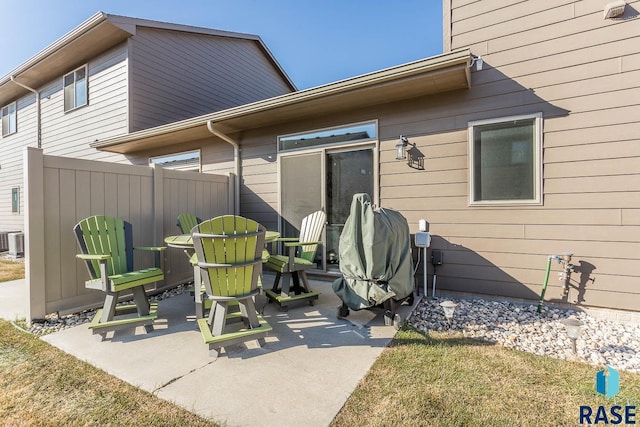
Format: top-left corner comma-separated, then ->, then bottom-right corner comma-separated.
604,0 -> 626,19
395,135 -> 410,160
395,135 -> 425,169
470,55 -> 483,71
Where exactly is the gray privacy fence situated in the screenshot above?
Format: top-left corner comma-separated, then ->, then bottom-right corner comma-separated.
24,147 -> 233,321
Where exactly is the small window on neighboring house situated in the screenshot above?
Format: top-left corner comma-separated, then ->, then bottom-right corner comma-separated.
149,150 -> 201,172
11,187 -> 19,213
1,102 -> 16,136
64,65 -> 88,112
468,113 -> 543,205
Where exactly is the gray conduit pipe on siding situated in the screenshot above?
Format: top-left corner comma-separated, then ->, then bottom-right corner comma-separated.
10,76 -> 41,148
206,120 -> 240,215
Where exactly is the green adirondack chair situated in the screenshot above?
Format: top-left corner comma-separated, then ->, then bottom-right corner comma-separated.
177,213 -> 201,234
264,210 -> 326,310
74,215 -> 165,341
192,215 -> 272,358
176,212 -> 208,316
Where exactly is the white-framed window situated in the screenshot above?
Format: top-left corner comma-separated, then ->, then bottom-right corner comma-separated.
278,121 -> 377,152
149,149 -> 201,172
11,187 -> 20,213
468,113 -> 543,205
1,102 -> 17,137
64,65 -> 88,112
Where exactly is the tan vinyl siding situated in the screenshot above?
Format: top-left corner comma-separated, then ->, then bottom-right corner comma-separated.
381,0 -> 640,310
239,148 -> 279,231
211,0 -> 640,309
128,27 -> 293,131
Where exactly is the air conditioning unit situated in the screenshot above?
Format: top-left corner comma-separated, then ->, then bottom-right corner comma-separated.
8,232 -> 24,257
0,231 -> 20,252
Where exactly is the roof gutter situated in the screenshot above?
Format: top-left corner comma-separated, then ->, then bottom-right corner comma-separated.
91,48 -> 471,152
10,76 -> 41,148
0,12 -> 108,89
207,120 -> 240,214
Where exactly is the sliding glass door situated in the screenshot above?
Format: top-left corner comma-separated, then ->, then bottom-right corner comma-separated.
280,146 -> 374,272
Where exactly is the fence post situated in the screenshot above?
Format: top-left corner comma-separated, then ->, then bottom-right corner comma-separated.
24,147 -> 46,323
152,163 -> 164,246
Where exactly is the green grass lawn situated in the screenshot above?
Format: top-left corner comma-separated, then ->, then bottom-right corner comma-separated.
0,319 -> 217,426
332,328 -> 640,427
0,258 -> 25,282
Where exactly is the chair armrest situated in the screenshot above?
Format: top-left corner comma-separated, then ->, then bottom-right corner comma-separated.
278,237 -> 299,242
134,246 -> 166,269
283,241 -> 321,247
76,254 -> 111,261
134,246 -> 167,251
77,254 -> 110,292
197,259 -> 262,269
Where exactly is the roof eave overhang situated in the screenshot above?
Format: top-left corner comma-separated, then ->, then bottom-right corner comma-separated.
92,47 -> 472,154
0,12 -> 138,104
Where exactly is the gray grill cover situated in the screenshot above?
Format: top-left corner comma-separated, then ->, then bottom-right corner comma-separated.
332,193 -> 414,310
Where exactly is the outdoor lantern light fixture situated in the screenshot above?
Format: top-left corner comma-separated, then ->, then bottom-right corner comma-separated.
603,0 -> 626,19
470,55 -> 484,71
395,135 -> 425,169
395,135 -> 410,160
440,300 -> 457,327
560,317 -> 583,354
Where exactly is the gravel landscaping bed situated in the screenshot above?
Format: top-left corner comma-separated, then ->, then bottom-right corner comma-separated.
407,296 -> 640,373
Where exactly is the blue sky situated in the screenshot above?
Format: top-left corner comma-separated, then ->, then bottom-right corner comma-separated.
1,0 -> 443,89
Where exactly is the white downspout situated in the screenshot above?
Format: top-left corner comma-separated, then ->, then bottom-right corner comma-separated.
10,76 -> 41,148
206,120 -> 240,214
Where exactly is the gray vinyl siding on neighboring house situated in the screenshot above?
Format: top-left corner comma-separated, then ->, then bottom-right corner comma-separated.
1,16 -> 297,239
379,0 -> 640,310
0,45 -> 131,232
128,27 -> 293,131
40,44 -> 130,163
0,94 -> 37,231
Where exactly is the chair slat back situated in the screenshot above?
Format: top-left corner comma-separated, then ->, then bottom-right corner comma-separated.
298,210 -> 326,262
74,215 -> 133,278
193,215 -> 265,298
177,213 -> 200,234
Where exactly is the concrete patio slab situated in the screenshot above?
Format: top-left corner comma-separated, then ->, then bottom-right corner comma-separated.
0,279 -> 26,321
41,278 -> 417,427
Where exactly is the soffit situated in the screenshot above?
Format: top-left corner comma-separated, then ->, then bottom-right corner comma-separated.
93,48 -> 472,154
0,20 -> 133,105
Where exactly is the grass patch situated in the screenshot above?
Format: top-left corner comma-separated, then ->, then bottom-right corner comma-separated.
0,258 -> 25,282
332,327 -> 640,427
0,320 -> 217,426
